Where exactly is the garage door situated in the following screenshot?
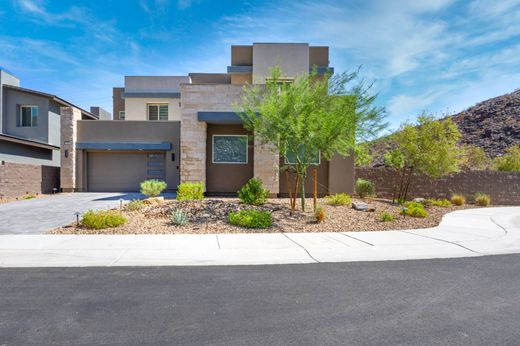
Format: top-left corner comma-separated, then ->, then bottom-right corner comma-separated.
87,152 -> 166,192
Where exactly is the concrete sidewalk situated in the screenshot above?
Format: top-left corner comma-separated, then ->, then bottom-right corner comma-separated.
0,207 -> 518,267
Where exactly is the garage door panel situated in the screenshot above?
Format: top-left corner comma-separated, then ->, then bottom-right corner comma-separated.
87,152 -> 163,192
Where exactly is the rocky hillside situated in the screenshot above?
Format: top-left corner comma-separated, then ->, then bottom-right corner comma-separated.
370,88 -> 520,166
451,89 -> 520,157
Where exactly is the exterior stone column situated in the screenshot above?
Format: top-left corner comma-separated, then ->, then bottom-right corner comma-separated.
254,136 -> 279,196
180,111 -> 207,188
60,107 -> 81,192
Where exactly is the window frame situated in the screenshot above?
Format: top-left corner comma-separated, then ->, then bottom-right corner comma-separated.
19,105 -> 39,127
212,134 -> 249,164
147,103 -> 168,121
119,111 -> 125,120
284,148 -> 321,166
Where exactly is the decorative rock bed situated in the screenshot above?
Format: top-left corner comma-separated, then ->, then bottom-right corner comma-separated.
50,198 -> 480,235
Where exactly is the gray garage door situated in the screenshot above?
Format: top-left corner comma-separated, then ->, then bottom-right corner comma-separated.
87,152 -> 166,192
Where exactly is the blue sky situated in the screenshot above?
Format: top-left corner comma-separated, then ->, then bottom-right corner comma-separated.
1,0 -> 519,131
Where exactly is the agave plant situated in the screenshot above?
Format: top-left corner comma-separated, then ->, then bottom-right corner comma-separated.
170,208 -> 188,226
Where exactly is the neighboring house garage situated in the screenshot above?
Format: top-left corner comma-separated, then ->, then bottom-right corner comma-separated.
75,121 -> 180,192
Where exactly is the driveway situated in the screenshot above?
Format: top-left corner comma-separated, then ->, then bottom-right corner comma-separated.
0,192 -> 175,235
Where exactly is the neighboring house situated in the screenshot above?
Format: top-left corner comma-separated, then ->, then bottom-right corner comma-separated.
90,107 -> 112,120
69,43 -> 355,196
0,67 -> 97,198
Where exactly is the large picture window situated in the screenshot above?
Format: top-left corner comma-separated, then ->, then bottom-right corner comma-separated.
212,135 -> 248,164
285,145 -> 320,165
19,106 -> 38,127
148,104 -> 168,120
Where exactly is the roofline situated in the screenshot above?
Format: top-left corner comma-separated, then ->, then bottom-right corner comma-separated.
0,133 -> 59,150
0,66 -> 19,78
3,85 -> 98,119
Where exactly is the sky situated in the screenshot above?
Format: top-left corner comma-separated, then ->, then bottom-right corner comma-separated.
1,0 -> 519,131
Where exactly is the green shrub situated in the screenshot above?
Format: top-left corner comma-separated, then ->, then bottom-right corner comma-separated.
177,182 -> 204,201
237,178 -> 270,205
81,210 -> 127,229
355,178 -> 375,198
125,199 -> 145,211
493,145 -> 520,172
380,211 -> 395,222
314,206 -> 325,223
170,208 -> 188,226
451,194 -> 466,206
22,195 -> 36,200
427,199 -> 452,207
326,193 -> 351,206
401,202 -> 428,218
228,209 -> 272,229
474,192 -> 491,206
140,179 -> 167,197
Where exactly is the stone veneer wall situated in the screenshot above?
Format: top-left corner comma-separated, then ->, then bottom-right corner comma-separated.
60,107 -> 81,192
356,167 -> 520,205
180,84 -> 279,194
0,161 -> 59,198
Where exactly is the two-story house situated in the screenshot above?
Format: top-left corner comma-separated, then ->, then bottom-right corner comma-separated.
63,43 -> 355,196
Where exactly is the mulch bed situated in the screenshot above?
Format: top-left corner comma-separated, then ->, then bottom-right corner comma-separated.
50,197 -> 480,235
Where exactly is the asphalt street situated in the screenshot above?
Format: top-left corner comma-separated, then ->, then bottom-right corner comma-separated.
1,254 -> 520,345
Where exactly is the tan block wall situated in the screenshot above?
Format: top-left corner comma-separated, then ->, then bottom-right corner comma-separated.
180,84 -> 279,193
60,107 -> 81,192
254,137 -> 279,194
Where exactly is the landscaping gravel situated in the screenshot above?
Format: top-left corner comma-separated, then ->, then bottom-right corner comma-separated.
50,198 -> 479,235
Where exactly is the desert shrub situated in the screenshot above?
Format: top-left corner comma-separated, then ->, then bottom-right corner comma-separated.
237,178 -> 270,205
380,211 -> 395,222
493,145 -> 520,172
474,192 -> 491,206
125,199 -> 145,211
81,210 -> 127,230
177,181 -> 204,201
314,206 -> 325,223
326,193 -> 351,206
228,209 -> 272,229
355,178 -> 375,198
140,179 -> 167,197
401,202 -> 428,218
427,199 -> 452,207
451,194 -> 466,206
170,208 -> 188,226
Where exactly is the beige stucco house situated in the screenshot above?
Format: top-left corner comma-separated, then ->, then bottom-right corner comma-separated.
63,43 -> 355,196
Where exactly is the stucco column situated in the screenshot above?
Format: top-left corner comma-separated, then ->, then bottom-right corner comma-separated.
60,107 -> 81,192
254,136 -> 279,195
180,111 -> 207,189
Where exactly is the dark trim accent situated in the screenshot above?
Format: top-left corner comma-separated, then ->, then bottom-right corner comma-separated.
0,133 -> 59,150
76,142 -> 172,151
198,112 -> 244,124
227,66 -> 253,74
311,66 -> 334,75
3,85 -> 98,119
122,92 -> 181,98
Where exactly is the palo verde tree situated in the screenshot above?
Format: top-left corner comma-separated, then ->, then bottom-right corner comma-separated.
238,66 -> 386,211
387,115 -> 462,202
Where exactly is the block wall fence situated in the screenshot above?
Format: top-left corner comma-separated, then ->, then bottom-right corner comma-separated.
355,167 -> 520,205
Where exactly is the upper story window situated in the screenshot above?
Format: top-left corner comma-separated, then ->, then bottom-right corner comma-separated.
19,106 -> 38,127
148,104 -> 168,121
119,111 -> 126,120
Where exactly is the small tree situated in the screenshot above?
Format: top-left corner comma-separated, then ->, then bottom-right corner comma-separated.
391,115 -> 461,202
460,145 -> 490,171
493,145 -> 520,172
354,143 -> 373,167
238,67 -> 385,211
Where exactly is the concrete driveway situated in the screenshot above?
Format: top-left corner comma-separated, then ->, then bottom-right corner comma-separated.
0,192 -> 175,235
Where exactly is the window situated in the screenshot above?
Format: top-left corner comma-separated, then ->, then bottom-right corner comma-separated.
148,104 -> 168,121
212,135 -> 248,164
119,111 -> 125,120
285,145 -> 320,165
19,106 -> 38,127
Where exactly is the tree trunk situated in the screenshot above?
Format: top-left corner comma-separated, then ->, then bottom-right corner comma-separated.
403,166 -> 414,201
313,169 -> 317,211
300,174 -> 306,211
285,171 -> 294,213
293,174 -> 300,210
